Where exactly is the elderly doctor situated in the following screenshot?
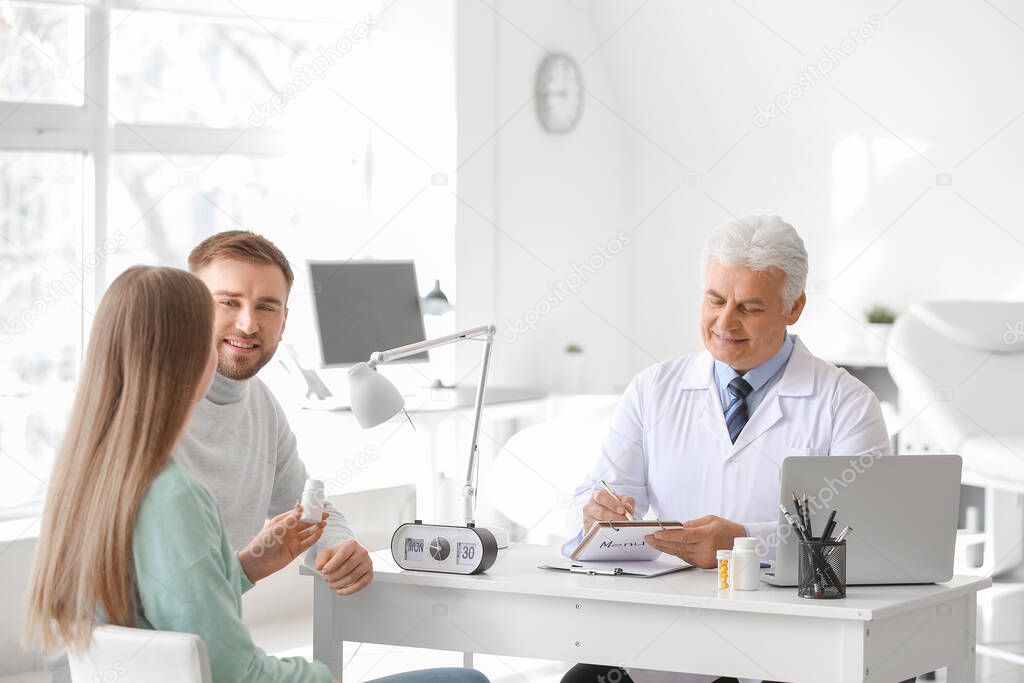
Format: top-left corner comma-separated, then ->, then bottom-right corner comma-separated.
562,215 -> 893,683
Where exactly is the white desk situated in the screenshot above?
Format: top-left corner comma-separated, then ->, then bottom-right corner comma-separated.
302,544 -> 991,683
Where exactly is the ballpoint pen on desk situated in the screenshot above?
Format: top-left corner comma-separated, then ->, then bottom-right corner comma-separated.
599,480 -> 635,521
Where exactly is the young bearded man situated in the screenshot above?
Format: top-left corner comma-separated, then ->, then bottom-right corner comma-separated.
177,230 -> 373,596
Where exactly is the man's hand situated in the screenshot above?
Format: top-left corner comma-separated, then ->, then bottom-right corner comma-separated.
645,514 -> 747,568
238,504 -> 327,583
315,539 -> 373,596
582,489 -> 635,532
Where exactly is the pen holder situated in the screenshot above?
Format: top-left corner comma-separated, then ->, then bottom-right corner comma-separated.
797,539 -> 846,599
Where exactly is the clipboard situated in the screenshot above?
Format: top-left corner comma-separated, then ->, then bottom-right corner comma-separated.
538,555 -> 691,578
569,520 -> 686,562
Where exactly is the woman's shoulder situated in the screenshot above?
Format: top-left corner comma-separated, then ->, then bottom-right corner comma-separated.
134,461 -> 230,573
145,461 -> 215,505
137,461 -> 221,533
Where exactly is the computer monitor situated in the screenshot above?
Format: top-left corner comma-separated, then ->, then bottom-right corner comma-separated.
309,260 -> 429,368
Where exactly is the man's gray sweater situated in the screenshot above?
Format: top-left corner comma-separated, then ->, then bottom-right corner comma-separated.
173,371 -> 354,555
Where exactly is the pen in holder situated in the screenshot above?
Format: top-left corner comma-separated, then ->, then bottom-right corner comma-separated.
797,539 -> 846,599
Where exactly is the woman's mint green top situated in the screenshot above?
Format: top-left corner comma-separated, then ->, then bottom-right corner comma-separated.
131,461 -> 330,683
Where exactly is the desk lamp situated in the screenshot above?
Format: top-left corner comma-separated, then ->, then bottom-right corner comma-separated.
347,324 -> 503,574
421,280 -> 452,316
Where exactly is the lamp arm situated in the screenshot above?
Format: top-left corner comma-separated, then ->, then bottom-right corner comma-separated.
369,325 -> 494,368
463,329 -> 494,526
365,324 -> 496,528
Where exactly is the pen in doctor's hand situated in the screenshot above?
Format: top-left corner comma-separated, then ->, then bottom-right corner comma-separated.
582,484 -> 635,532
599,480 -> 635,521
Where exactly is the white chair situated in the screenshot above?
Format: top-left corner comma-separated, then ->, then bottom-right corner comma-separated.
484,397 -> 619,545
67,625 -> 211,683
887,300 -> 1024,578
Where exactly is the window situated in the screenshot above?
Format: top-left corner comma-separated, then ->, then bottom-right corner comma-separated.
110,11 -> 336,128
107,153 -> 293,281
0,2 -> 85,105
0,151 -> 84,512
0,1 -> 457,518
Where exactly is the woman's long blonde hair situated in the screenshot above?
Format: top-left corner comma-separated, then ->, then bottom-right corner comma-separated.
23,266 -> 214,652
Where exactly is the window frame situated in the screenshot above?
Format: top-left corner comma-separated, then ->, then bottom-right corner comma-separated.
0,0 -> 342,519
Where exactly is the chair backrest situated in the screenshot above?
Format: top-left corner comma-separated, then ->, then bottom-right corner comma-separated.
887,301 -> 1024,450
485,399 -> 618,545
67,625 -> 211,683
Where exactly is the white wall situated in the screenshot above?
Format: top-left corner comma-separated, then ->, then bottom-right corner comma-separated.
457,0 -> 1024,391
455,0 -> 635,394
588,0 -> 1024,370
282,0 -> 460,389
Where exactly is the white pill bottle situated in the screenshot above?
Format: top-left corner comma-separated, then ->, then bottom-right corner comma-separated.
299,479 -> 326,524
730,536 -> 760,591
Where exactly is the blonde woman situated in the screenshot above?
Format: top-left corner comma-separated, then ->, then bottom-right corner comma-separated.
24,266 -> 488,683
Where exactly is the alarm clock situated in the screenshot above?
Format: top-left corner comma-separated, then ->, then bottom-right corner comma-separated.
391,521 -> 498,575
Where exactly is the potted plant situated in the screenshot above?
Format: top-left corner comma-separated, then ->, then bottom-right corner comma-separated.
561,343 -> 584,394
864,305 -> 897,354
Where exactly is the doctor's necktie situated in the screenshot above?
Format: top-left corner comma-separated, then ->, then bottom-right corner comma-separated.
725,377 -> 753,443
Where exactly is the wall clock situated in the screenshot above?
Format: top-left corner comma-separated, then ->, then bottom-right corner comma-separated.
536,53 -> 583,134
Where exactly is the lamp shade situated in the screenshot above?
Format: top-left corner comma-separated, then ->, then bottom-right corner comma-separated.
347,362 -> 406,428
421,280 -> 452,316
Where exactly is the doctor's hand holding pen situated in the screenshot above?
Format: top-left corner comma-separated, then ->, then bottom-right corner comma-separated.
582,481 -> 636,532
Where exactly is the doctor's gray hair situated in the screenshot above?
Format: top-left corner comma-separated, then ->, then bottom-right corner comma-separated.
702,215 -> 808,310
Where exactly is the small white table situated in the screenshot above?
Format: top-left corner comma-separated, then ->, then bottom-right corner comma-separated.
302,544 -> 991,683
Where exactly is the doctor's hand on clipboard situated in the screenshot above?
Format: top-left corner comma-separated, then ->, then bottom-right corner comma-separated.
645,514 -> 746,569
582,488 -> 636,532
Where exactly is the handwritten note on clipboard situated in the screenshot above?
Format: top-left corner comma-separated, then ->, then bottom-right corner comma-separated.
570,520 -> 686,562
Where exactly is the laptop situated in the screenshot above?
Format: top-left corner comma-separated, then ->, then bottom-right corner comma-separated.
761,454 -> 962,586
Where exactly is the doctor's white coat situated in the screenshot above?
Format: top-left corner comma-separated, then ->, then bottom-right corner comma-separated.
571,336 -> 892,559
